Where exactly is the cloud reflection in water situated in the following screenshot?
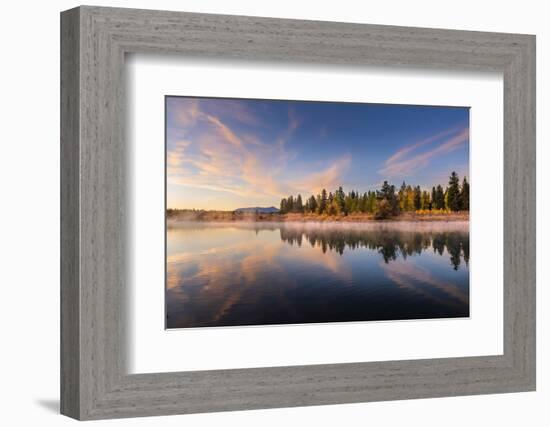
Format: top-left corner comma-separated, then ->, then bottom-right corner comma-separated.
166,222 -> 469,328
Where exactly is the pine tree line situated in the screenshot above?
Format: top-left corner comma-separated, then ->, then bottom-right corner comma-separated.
279,171 -> 469,219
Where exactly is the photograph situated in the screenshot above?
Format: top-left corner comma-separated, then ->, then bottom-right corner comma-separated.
165,96 -> 470,329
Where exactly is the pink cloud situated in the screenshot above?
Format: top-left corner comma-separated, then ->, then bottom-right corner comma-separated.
297,154 -> 352,195
168,106 -> 293,199
168,102 -> 353,204
379,127 -> 469,177
205,99 -> 265,127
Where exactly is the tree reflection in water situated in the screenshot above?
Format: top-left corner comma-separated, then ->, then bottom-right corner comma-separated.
278,225 -> 469,270
166,221 -> 470,328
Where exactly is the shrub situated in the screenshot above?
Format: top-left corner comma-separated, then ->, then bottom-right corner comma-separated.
374,199 -> 393,220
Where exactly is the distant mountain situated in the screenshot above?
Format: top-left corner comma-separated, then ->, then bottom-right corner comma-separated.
234,206 -> 280,214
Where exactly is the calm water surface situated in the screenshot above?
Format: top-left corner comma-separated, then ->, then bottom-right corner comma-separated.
166,221 -> 469,328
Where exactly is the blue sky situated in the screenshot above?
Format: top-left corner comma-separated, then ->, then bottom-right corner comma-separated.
166,96 -> 469,210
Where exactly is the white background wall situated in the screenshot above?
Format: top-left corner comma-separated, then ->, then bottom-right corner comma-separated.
0,0 -> 546,425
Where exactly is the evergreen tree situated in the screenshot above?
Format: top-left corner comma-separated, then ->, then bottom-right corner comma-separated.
344,194 -> 353,215
356,194 -> 362,212
368,191 -> 377,213
295,194 -> 303,213
447,171 -> 461,211
460,177 -> 470,211
435,185 -> 445,210
377,181 -> 399,216
278,173 -> 468,218
379,181 -> 391,199
390,184 -> 399,215
318,189 -> 327,214
413,185 -> 422,210
359,192 -> 368,213
280,198 -> 287,214
335,186 -> 346,213
422,191 -> 431,210
287,195 -> 294,213
308,195 -> 317,213
399,181 -> 407,211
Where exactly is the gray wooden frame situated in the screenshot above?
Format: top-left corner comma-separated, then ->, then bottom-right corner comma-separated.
60,5 -> 536,420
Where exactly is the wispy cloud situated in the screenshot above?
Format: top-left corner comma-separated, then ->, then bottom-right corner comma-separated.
204,115 -> 244,148
167,140 -> 191,170
384,126 -> 462,166
168,101 -> 309,203
171,98 -> 200,128
379,126 -> 469,178
296,154 -> 352,195
205,99 -> 265,127
167,99 -> 354,206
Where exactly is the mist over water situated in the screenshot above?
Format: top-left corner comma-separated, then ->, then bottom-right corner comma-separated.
166,221 -> 469,329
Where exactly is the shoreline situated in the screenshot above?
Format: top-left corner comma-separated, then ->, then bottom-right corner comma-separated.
167,211 -> 469,224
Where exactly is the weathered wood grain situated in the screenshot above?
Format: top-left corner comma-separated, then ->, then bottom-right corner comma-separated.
60,7 -> 80,419
60,5 -> 536,420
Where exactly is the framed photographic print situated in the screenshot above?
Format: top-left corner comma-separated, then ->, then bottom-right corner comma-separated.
165,97 -> 471,329
61,6 -> 536,420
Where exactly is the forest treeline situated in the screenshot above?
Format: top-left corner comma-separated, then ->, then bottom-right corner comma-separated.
279,171 -> 469,219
